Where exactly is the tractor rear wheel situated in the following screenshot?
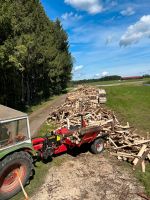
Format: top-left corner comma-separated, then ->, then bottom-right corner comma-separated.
0,151 -> 33,200
91,138 -> 104,154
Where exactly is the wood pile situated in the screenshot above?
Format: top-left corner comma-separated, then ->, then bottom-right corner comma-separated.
47,85 -> 150,172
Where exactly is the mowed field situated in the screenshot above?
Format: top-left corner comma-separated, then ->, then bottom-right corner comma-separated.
96,81 -> 150,195
87,78 -> 150,86
104,85 -> 150,135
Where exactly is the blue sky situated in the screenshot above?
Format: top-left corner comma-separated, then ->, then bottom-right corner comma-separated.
41,0 -> 150,80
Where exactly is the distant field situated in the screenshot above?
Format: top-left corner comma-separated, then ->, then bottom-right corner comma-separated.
87,79 -> 121,85
86,78 -> 150,86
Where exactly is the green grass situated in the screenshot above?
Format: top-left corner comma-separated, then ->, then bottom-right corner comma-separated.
135,164 -> 150,196
144,80 -> 150,84
12,122 -> 66,200
100,84 -> 150,195
26,88 -> 74,114
88,79 -> 121,85
37,122 -> 57,137
104,85 -> 150,135
26,95 -> 60,114
86,78 -> 150,86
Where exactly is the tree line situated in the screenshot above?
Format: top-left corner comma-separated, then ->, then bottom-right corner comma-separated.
71,75 -> 149,85
72,75 -> 121,85
0,0 -> 72,110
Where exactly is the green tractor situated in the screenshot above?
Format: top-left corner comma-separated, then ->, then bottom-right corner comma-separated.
0,105 -> 34,200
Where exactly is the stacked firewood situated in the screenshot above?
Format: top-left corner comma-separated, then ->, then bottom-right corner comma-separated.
47,86 -> 108,127
47,85 -> 150,172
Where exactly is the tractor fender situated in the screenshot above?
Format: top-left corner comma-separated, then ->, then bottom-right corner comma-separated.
0,143 -> 33,161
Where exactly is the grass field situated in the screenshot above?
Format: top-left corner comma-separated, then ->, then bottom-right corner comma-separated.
99,84 -> 150,195
144,80 -> 150,84
104,85 -> 150,135
86,78 -> 149,86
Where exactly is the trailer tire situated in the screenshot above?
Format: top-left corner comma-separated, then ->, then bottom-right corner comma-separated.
91,138 -> 104,154
0,151 -> 33,200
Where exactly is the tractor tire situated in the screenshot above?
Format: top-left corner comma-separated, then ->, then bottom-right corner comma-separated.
91,138 -> 104,154
0,151 -> 33,200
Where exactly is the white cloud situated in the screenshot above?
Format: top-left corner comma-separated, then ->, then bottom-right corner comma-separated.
61,12 -> 82,21
120,15 -> 150,46
74,65 -> 84,72
94,73 -> 100,78
120,7 -> 135,16
64,0 -> 103,14
105,35 -> 113,45
61,12 -> 82,29
102,71 -> 109,76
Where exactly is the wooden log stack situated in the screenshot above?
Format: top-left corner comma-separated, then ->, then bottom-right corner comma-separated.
47,85 -> 150,172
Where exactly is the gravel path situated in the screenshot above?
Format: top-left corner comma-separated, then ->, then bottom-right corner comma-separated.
29,94 -> 67,137
31,152 -> 144,200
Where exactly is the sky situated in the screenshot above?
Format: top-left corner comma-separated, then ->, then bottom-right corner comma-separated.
40,0 -> 150,80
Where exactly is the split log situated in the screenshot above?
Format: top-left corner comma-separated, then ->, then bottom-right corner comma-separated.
108,137 -> 118,148
114,140 -> 150,150
111,152 -> 140,158
141,160 -> 145,173
134,150 -> 150,169
133,145 -> 147,165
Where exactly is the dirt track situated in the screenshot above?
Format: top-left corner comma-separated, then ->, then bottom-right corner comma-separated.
29,94 -> 67,137
31,152 -> 144,200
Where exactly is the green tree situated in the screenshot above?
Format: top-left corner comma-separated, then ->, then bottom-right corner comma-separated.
0,0 -> 72,109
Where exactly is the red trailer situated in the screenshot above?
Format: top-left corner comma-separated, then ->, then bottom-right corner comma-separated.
32,117 -> 108,159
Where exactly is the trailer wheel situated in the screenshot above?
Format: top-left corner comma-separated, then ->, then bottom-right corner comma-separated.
91,138 -> 104,154
0,151 -> 33,200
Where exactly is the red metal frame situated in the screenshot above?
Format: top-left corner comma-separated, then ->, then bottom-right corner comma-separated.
54,144 -> 68,154
32,138 -> 45,151
32,123 -> 101,157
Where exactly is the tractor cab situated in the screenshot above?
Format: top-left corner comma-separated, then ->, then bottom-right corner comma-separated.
0,105 -> 32,158
0,105 -> 34,200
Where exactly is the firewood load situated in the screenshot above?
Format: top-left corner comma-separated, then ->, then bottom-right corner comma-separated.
47,85 -> 150,172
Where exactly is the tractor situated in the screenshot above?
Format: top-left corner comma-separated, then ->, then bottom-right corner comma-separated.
0,105 -> 107,200
0,105 -> 34,200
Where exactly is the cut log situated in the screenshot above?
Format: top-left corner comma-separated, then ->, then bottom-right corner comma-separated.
111,152 -> 140,158
134,150 -> 150,168
133,145 -> 147,165
108,137 -> 118,148
147,154 -> 150,160
141,160 -> 145,173
114,140 -> 150,150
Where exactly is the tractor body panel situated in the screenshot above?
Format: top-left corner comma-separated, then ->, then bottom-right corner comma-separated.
0,142 -> 33,160
0,105 -> 32,159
